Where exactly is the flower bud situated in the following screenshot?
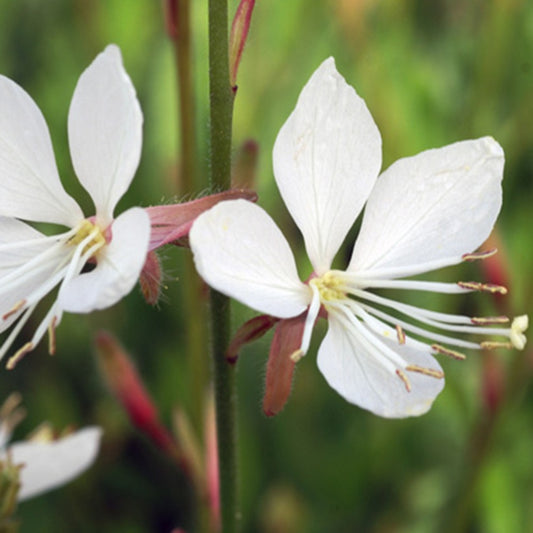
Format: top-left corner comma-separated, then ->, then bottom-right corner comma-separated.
229,0 -> 256,90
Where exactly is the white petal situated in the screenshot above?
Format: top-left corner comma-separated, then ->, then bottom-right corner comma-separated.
9,426 -> 102,501
68,45 -> 142,224
273,58 -> 382,274
58,207 -> 150,313
190,199 -> 310,318
0,218 -> 48,272
317,314 -> 444,418
349,137 -> 504,274
0,76 -> 83,226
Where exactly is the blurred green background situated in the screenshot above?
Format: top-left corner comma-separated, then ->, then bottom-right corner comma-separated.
0,0 -> 532,531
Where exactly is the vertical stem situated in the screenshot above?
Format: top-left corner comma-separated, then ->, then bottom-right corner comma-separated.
207,0 -> 238,532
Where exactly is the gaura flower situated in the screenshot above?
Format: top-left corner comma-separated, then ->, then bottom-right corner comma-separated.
0,394 -> 102,503
0,45 -> 150,367
190,58 -> 528,418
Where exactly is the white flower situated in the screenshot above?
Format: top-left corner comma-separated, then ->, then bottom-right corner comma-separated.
190,58 -> 528,418
0,45 -> 150,367
0,394 -> 102,501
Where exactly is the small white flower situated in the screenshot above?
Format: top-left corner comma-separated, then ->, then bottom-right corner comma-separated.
190,58 -> 528,418
0,394 -> 102,501
0,45 -> 150,367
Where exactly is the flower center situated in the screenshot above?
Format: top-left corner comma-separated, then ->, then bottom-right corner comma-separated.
68,220 -> 106,258
309,271 -> 346,305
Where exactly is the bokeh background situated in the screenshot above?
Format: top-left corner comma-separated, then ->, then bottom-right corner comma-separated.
0,0 -> 532,531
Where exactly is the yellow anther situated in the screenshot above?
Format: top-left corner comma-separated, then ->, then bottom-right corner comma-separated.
471,316 -> 510,325
396,369 -> 411,392
2,300 -> 26,321
6,342 -> 34,370
48,316 -> 58,355
458,281 -> 508,295
431,344 -> 467,360
290,349 -> 304,362
462,249 -> 498,262
395,325 -> 406,345
480,341 -> 512,350
406,365 -> 444,379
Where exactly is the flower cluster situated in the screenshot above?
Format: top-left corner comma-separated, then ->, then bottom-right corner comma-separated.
190,58 -> 528,417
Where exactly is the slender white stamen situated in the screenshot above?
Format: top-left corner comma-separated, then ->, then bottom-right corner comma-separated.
0,304 -> 37,362
346,287 -> 513,339
296,282 -> 322,360
0,227 -> 76,252
359,303 -> 480,349
352,255 -> 465,280
338,275 -> 471,294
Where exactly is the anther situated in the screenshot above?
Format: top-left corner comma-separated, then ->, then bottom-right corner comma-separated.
480,341 -> 512,350
48,316 -> 58,355
396,369 -> 411,392
290,349 -> 304,363
2,300 -> 26,321
458,281 -> 508,295
406,365 -> 445,379
6,342 -> 34,370
462,249 -> 497,262
471,316 -> 510,325
431,344 -> 467,361
396,324 -> 406,345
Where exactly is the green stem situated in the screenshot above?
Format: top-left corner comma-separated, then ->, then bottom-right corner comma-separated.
207,0 -> 238,531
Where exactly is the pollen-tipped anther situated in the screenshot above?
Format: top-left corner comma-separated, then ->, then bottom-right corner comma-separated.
458,281 -> 508,295
2,300 -> 26,321
431,344 -> 467,360
480,341 -> 513,350
290,349 -> 304,362
406,365 -> 445,379
471,316 -> 510,325
48,316 -> 58,355
395,324 -> 406,345
396,369 -> 411,392
462,249 -> 498,262
6,342 -> 34,370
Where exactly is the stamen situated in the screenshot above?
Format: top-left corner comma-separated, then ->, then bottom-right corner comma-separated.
396,369 -> 412,392
406,365 -> 445,379
458,281 -> 508,295
2,300 -> 26,321
396,324 -> 406,345
471,316 -> 509,325
6,342 -> 34,370
462,249 -> 498,262
480,341 -> 512,350
290,349 -> 304,362
431,344 -> 467,360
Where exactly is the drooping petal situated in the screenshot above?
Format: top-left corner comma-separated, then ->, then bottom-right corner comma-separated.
190,199 -> 310,318
317,313 -> 444,418
263,313 -> 307,416
9,426 -> 102,501
58,207 -> 150,313
349,137 -> 504,274
0,77 -> 83,226
273,57 -> 382,275
68,45 -> 142,224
